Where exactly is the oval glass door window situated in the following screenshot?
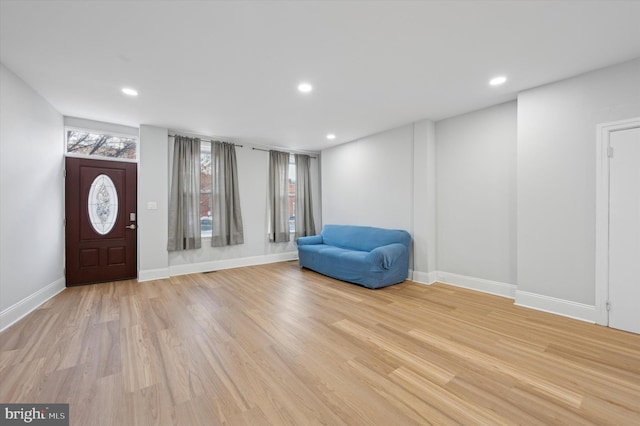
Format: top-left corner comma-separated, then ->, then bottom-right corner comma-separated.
88,174 -> 118,235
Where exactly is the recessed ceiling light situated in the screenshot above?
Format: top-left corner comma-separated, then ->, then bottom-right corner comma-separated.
326,134 -> 336,140
122,87 -> 138,96
489,76 -> 507,86
297,82 -> 313,93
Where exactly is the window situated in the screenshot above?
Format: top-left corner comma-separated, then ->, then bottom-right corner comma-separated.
200,142 -> 212,237
288,154 -> 296,233
66,129 -> 137,160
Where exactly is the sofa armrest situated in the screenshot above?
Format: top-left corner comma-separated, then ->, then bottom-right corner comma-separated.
367,243 -> 407,269
297,235 -> 323,246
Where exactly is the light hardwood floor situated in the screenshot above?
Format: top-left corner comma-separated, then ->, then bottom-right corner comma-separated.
1,261 -> 639,425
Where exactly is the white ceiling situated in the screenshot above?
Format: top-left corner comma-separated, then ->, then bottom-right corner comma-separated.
1,1 -> 639,152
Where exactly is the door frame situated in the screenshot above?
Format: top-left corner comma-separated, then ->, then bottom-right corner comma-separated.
595,117 -> 640,326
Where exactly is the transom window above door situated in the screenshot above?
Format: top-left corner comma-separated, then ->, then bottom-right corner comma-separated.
66,128 -> 138,161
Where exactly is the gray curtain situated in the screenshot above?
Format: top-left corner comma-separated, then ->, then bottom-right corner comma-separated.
268,150 -> 291,242
168,136 -> 201,251
295,154 -> 316,238
211,141 -> 244,246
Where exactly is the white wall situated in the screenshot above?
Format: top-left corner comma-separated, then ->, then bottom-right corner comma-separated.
138,125 -> 169,280
321,122 -> 437,279
517,58 -> 640,312
138,128 -> 321,278
321,125 -> 414,231
0,63 -> 65,330
436,101 -> 517,286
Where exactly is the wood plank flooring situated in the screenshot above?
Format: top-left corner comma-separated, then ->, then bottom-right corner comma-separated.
1,261 -> 639,425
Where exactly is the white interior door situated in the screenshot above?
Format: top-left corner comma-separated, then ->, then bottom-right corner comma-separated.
608,126 -> 640,334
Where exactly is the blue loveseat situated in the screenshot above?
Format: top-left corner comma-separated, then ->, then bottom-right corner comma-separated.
296,224 -> 412,289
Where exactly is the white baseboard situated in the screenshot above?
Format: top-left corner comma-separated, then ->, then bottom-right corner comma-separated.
138,267 -> 171,282
411,270 -> 438,285
0,277 -> 66,332
515,290 -> 596,323
436,271 -> 516,299
169,252 -> 299,277
430,272 -> 594,323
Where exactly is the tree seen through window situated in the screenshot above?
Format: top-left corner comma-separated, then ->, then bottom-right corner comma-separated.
66,130 -> 137,159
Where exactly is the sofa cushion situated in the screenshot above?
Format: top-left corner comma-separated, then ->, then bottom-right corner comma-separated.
299,244 -> 369,264
321,224 -> 411,252
298,244 -> 378,285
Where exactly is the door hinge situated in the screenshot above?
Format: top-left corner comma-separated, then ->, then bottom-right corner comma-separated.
607,146 -> 614,158
606,301 -> 611,312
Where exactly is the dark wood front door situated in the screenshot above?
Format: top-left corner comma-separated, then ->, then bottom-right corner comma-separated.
65,157 -> 137,286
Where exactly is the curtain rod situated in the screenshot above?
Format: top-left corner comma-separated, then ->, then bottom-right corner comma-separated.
251,147 -> 317,159
168,134 -> 243,148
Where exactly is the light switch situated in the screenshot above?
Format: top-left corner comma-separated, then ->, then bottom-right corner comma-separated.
147,201 -> 158,210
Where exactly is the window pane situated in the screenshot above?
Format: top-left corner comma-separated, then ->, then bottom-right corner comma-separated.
66,130 -> 137,160
88,174 -> 118,235
200,143 -> 212,237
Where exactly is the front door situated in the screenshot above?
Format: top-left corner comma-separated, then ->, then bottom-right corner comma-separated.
65,157 -> 137,286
